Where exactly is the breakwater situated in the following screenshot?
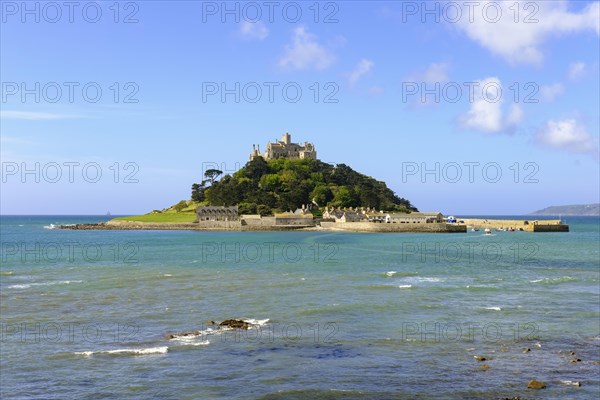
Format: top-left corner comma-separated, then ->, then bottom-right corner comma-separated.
60,219 -> 568,233
460,218 -> 569,232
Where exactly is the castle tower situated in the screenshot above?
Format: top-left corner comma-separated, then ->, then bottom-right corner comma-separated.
282,132 -> 291,145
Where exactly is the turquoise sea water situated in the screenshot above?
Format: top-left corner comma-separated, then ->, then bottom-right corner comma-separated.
1,215 -> 599,399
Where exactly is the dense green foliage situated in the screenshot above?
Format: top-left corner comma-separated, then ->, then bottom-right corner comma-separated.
192,158 -> 417,214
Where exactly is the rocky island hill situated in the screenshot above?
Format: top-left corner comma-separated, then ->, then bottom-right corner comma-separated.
61,133 -> 567,233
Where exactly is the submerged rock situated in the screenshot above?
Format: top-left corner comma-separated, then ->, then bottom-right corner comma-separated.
527,379 -> 546,389
166,319 -> 257,340
474,355 -> 487,361
219,319 -> 252,329
523,348 -> 531,353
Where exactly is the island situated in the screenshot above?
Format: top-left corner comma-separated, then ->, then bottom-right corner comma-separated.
61,132 -> 568,233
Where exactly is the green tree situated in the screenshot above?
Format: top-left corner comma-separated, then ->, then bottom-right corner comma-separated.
330,186 -> 358,208
204,169 -> 223,184
191,182 -> 205,202
257,204 -> 272,216
310,184 -> 333,206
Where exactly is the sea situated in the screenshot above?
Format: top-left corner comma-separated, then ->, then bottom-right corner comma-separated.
1,215 -> 598,399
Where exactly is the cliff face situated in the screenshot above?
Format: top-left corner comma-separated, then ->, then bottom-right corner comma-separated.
529,204 -> 600,216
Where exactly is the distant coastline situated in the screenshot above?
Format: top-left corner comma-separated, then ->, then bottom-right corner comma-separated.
529,203 -> 599,216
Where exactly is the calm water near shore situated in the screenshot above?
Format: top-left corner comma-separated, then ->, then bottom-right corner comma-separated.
1,215 -> 598,399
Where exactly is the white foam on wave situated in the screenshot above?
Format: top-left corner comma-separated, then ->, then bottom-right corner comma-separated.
484,307 -> 502,311
8,280 -> 82,289
243,318 -> 270,326
171,337 -> 210,346
163,274 -> 172,277
74,346 -> 169,356
386,271 -> 397,277
560,380 -> 581,386
530,276 -> 577,284
416,277 -> 442,282
43,224 -> 57,229
398,285 -> 413,289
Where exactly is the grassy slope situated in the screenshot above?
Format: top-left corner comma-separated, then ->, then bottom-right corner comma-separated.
111,213 -> 196,223
111,201 -> 200,223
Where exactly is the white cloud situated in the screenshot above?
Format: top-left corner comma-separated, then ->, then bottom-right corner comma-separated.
506,103 -> 524,125
0,135 -> 36,145
421,62 -> 449,83
347,59 -> 374,86
539,83 -> 565,102
459,77 -> 523,133
277,26 -> 334,70
239,21 -> 268,40
368,86 -> 385,95
0,111 -> 79,120
404,62 -> 449,106
568,62 -> 586,80
536,119 -> 599,157
454,1 -> 599,65
407,62 -> 449,84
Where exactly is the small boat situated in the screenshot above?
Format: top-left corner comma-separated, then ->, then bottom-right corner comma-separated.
484,228 -> 492,235
471,228 -> 479,232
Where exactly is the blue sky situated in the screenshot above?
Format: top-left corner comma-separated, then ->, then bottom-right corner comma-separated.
1,0 -> 599,215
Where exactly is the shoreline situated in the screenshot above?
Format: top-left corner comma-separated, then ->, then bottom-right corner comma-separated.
58,217 -> 569,233
58,220 -> 468,233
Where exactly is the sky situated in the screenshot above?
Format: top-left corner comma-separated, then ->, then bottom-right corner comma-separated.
1,0 -> 599,215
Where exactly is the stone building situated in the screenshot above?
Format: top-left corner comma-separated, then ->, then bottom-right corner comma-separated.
323,207 -> 444,224
196,206 -> 239,222
385,212 -> 443,223
250,133 -> 317,161
323,208 -> 366,223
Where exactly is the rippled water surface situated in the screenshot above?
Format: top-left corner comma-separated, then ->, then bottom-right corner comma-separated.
1,215 -> 598,399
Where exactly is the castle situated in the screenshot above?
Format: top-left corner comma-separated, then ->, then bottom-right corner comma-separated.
250,133 -> 317,161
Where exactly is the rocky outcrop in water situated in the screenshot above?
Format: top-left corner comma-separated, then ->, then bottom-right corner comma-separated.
219,319 -> 252,329
527,379 -> 546,389
165,319 -> 255,340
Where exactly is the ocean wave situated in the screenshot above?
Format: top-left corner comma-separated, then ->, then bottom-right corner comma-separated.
43,224 -> 57,229
74,346 -> 168,356
0,271 -> 14,276
7,280 -> 82,289
416,277 -> 443,282
243,318 -> 269,326
484,307 -> 502,311
529,276 -> 577,284
397,277 -> 443,285
384,271 -> 419,278
170,337 -> 210,346
398,285 -> 413,289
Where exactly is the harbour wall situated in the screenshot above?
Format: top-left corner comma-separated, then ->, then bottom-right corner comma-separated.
319,222 -> 466,233
459,218 -> 568,232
